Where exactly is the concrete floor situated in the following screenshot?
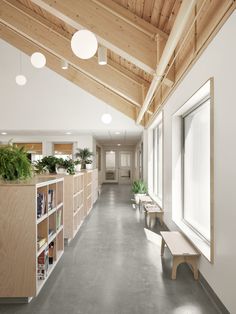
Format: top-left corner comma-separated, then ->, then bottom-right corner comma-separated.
0,184 -> 217,314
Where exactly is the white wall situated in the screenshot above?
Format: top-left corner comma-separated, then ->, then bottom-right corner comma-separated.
0,40 -> 142,133
0,134 -> 96,160
145,11 -> 236,312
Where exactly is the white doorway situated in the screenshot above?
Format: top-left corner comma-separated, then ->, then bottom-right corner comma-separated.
119,151 -> 132,184
105,150 -> 117,182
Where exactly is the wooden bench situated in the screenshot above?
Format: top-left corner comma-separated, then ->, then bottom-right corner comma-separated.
144,204 -> 164,227
138,195 -> 153,210
160,231 -> 200,280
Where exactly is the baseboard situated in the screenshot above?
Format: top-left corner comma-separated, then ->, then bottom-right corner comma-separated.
0,297 -> 32,304
199,272 -> 230,314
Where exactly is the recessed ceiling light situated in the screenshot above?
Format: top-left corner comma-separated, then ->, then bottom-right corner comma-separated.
15,75 -> 27,86
1,132 -> 7,135
31,52 -> 46,68
115,132 -> 120,135
65,132 -> 72,135
101,113 -> 112,124
117,144 -> 121,146
71,30 -> 98,60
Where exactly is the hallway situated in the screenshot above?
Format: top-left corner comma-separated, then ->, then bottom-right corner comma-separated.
0,184 -> 217,314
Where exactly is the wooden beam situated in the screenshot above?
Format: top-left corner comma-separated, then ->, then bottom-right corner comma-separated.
31,0 -> 158,73
0,0 -> 143,107
0,24 -> 136,120
146,0 -> 236,127
92,0 -> 168,40
157,36 -> 175,87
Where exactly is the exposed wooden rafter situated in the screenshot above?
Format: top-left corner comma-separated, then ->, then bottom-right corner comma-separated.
31,0 -> 163,74
0,0 -> 147,110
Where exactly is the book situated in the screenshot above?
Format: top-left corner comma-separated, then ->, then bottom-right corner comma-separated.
48,189 -> 55,211
57,210 -> 62,229
37,192 -> 46,218
48,229 -> 55,238
48,241 -> 54,265
38,247 -> 49,280
37,237 -> 47,250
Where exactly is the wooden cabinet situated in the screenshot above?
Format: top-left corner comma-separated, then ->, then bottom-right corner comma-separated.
92,169 -> 98,204
84,170 -> 92,215
64,173 -> 85,243
0,177 -> 64,302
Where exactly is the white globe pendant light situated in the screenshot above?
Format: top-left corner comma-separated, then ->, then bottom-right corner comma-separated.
101,113 -> 112,124
31,52 -> 46,68
15,52 -> 27,86
15,74 -> 27,86
71,30 -> 98,59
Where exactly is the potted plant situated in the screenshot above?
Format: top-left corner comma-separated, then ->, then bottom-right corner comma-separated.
0,144 -> 32,180
85,159 -> 93,170
56,158 -> 76,175
132,180 -> 148,204
34,156 -> 59,174
74,159 -> 81,172
75,148 -> 93,170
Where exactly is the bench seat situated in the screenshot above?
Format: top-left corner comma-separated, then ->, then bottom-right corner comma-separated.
144,204 -> 164,226
160,231 -> 200,280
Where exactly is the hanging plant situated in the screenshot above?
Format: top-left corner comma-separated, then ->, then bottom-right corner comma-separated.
0,144 -> 32,181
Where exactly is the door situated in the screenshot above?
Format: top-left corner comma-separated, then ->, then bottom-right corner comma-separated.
119,151 -> 132,184
105,150 -> 117,182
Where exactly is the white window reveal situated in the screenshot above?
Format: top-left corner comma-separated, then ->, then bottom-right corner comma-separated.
172,79 -> 213,262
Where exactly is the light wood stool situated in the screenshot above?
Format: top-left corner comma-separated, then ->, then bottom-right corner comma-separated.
144,204 -> 164,227
160,231 -> 200,280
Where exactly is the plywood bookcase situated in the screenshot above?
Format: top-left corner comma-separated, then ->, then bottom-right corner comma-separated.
84,170 -> 93,215
92,169 -> 98,205
63,173 -> 85,242
0,177 -> 64,302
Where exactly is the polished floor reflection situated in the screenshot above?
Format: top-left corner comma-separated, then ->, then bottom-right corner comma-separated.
0,184 -> 217,314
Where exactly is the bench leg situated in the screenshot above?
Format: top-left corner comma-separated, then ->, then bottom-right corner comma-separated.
172,256 -> 199,280
161,238 -> 165,256
158,214 -> 164,226
186,256 -> 199,280
172,256 -> 184,280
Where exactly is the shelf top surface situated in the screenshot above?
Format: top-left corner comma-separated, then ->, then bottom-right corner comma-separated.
0,176 -> 63,187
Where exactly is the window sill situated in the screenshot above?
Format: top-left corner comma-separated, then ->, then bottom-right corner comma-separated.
173,219 -> 211,262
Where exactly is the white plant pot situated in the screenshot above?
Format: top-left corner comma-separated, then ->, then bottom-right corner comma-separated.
75,164 -> 81,172
56,167 -> 67,175
86,164 -> 93,170
134,193 -> 145,205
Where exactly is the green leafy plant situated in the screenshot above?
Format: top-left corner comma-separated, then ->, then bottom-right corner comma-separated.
0,145 -> 32,181
132,180 -> 148,194
85,159 -> 93,164
34,156 -> 59,174
56,158 -> 75,175
75,148 -> 93,169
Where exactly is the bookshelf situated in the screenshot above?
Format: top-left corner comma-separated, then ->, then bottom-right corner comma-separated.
0,177 -> 64,302
63,173 -> 85,243
92,169 -> 98,205
84,170 -> 93,215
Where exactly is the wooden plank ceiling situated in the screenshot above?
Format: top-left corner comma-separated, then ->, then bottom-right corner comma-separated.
0,0 -> 235,125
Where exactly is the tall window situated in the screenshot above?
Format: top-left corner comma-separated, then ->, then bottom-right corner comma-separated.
153,121 -> 162,201
53,143 -> 73,160
172,79 -> 213,260
183,100 -> 210,241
